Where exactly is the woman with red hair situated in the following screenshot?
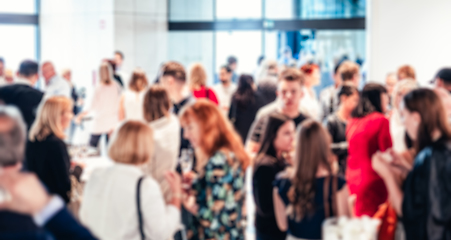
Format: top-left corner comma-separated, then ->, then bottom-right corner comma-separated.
300,63 -> 321,120
180,100 -> 249,240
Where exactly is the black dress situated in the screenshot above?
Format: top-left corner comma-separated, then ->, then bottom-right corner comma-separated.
324,113 -> 348,176
402,140 -> 451,240
253,154 -> 288,240
273,176 -> 346,239
26,134 -> 71,203
228,92 -> 265,143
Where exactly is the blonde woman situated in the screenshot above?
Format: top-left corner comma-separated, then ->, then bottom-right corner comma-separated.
142,85 -> 180,202
119,69 -> 148,121
80,121 -> 181,240
189,63 -> 219,105
75,62 -> 122,148
26,96 -> 74,203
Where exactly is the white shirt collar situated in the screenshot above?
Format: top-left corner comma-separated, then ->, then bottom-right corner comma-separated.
15,77 -> 33,86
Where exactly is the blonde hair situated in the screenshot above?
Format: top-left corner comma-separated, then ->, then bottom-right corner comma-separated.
99,62 -> 114,85
29,96 -> 73,141
108,121 -> 154,165
189,63 -> 207,89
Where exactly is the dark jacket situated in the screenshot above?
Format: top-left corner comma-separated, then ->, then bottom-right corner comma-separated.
0,208 -> 98,240
26,134 -> 71,203
0,83 -> 44,130
402,140 -> 451,240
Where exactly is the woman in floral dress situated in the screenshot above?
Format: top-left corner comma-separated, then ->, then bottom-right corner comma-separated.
180,100 -> 250,240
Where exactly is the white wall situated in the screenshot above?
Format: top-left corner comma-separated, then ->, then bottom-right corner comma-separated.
40,0 -> 168,90
366,0 -> 451,85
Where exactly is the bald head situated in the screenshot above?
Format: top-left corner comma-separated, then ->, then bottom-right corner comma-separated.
0,106 -> 26,167
41,62 -> 56,84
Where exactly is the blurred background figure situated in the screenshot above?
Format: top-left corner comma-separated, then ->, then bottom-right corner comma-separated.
227,55 -> 239,84
0,60 -> 43,131
338,60 -> 361,88
432,67 -> 451,92
27,96 -> 73,203
253,113 -> 296,240
324,84 -> 359,176
4,69 -> 14,83
188,63 -> 218,105
278,46 -> 296,67
213,65 -> 237,115
105,59 -> 124,88
142,85 -> 180,203
255,59 -> 278,106
389,80 -> 418,153
75,62 -> 122,149
80,121 -> 182,240
385,72 -> 398,97
119,69 -> 148,121
62,68 -> 83,143
300,63 -> 321,120
41,61 -> 71,98
319,61 -> 344,121
0,57 -> 5,86
229,74 -> 265,144
397,65 -> 416,81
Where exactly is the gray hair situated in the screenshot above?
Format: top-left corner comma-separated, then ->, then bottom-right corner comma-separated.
0,105 -> 27,166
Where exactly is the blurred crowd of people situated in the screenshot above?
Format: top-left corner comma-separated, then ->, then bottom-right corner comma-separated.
0,51 -> 450,240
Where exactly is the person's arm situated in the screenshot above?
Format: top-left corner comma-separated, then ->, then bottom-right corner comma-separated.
118,94 -> 125,121
336,184 -> 350,217
253,166 -> 276,214
372,151 -> 404,216
245,116 -> 266,156
141,175 -> 181,239
378,118 -> 393,151
273,187 -> 288,232
0,172 -> 98,240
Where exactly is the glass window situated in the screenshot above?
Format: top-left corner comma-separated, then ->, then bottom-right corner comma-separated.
168,31 -> 214,84
215,31 -> 262,75
0,25 -> 37,72
169,0 -> 214,22
216,0 -> 262,20
0,0 -> 36,14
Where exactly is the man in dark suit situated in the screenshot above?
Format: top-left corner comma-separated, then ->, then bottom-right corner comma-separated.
0,60 -> 44,131
0,105 -> 97,240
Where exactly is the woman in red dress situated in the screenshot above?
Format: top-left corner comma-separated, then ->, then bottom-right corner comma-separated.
188,63 -> 219,105
346,83 -> 392,217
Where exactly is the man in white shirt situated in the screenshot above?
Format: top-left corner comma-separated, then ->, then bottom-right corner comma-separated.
213,65 -> 237,115
41,62 -> 71,98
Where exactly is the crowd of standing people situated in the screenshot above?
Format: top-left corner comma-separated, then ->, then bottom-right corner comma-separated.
0,51 -> 450,240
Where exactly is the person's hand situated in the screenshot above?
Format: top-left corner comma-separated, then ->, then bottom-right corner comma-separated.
183,195 -> 199,215
74,115 -> 82,125
389,149 -> 414,171
182,171 -> 197,188
0,171 -> 51,215
165,171 -> 182,196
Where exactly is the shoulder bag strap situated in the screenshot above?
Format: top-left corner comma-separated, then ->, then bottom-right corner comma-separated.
137,176 -> 146,240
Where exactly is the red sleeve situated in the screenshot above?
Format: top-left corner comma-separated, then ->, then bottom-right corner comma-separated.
208,89 -> 219,105
378,117 -> 392,151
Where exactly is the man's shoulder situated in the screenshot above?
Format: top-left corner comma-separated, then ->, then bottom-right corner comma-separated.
255,101 -> 278,119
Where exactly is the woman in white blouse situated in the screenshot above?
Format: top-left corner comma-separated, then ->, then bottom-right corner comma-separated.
75,62 -> 122,148
119,69 -> 148,121
80,120 -> 181,240
142,85 -> 180,202
299,63 -> 321,120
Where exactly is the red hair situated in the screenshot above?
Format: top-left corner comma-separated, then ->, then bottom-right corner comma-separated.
180,100 -> 250,170
300,63 -> 319,75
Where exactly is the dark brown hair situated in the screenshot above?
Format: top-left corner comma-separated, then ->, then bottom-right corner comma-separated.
403,88 -> 451,153
288,119 -> 332,221
338,61 -> 359,82
143,86 -> 171,122
162,61 -> 186,82
128,69 -> 148,92
257,113 -> 293,160
352,83 -> 387,118
278,68 -> 305,86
